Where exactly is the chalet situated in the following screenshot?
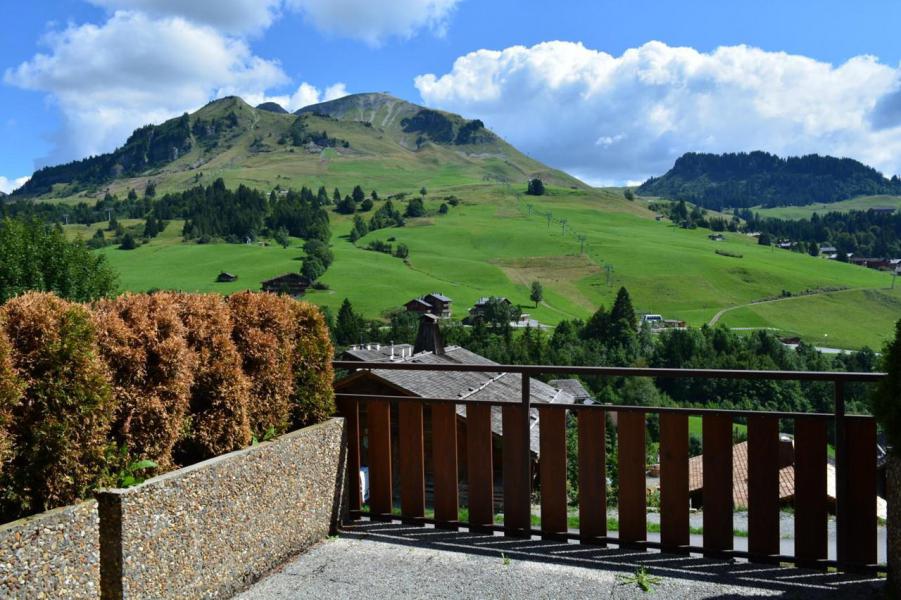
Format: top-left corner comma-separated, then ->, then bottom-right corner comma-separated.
261,273 -> 310,297
850,257 -> 894,271
216,272 -> 238,283
708,233 -> 725,241
404,292 -> 452,319
687,438 -> 888,518
870,206 -> 897,215
468,296 -> 512,321
336,315 -> 579,493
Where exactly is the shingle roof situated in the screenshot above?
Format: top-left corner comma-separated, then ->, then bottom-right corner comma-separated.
688,441 -> 794,509
549,379 -> 592,403
343,344 -> 414,362
425,292 -> 452,303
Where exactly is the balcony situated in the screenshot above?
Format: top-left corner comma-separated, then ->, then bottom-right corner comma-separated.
332,361 -> 886,573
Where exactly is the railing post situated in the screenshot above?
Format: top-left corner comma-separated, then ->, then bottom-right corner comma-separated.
834,380 -> 848,564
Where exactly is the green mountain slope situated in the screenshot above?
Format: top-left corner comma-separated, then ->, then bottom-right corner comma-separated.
638,151 -> 901,211
14,93 -> 584,202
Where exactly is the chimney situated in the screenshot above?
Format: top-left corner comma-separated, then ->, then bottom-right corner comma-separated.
413,313 -> 444,355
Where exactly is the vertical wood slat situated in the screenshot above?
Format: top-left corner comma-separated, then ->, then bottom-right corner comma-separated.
794,417 -> 827,567
368,399 -> 393,516
503,404 -> 530,537
338,398 -> 362,511
747,415 -> 780,560
840,418 -> 877,567
702,414 -> 733,555
578,410 -> 606,544
538,406 -> 567,539
431,403 -> 459,527
617,411 -> 647,545
398,402 -> 425,520
659,413 -> 689,552
466,404 -> 494,529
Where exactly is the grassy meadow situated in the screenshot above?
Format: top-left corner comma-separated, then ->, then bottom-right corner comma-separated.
752,195 -> 901,219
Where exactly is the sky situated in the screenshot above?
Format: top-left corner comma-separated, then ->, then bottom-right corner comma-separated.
3,0 -> 901,192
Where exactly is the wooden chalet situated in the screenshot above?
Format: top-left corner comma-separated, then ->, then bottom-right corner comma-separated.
261,273 -> 310,297
335,316 -> 582,505
216,272 -> 238,283
404,292 -> 452,319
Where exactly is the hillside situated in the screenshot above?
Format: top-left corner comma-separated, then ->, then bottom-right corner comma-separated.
12,93 -> 584,201
638,151 -> 901,211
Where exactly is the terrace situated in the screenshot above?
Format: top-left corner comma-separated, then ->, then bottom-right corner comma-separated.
242,359 -> 891,597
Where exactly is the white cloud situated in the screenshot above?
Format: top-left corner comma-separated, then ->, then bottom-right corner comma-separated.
0,176 -> 30,194
86,0 -> 282,35
5,11 -> 288,167
287,0 -> 460,45
244,81 -> 349,112
88,0 -> 460,43
415,41 -> 901,183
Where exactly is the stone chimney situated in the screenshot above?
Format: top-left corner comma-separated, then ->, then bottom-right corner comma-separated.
413,313 -> 444,355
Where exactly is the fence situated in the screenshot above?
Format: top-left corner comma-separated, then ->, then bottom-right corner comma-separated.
334,361 -> 885,573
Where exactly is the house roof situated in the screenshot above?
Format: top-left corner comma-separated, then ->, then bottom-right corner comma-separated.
261,273 -> 309,285
688,441 -> 794,509
473,296 -> 509,307
425,292 -> 452,303
548,379 -> 592,402
405,298 -> 431,308
336,345 -> 576,454
343,343 -> 415,362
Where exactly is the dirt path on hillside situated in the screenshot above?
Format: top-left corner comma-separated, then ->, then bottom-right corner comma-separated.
706,287 -> 862,327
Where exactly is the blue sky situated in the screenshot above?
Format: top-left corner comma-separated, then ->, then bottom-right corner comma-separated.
3,0 -> 901,191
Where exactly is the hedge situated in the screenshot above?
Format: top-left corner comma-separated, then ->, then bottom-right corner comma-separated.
94,293 -> 195,470
0,293 -> 115,520
0,291 -> 335,522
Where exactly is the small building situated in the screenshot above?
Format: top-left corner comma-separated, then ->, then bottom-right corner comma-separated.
216,272 -> 238,283
548,379 -> 593,404
870,206 -> 897,215
819,246 -> 837,255
404,292 -> 452,319
261,273 -> 310,297
708,233 -> 725,241
850,257 -> 893,271
469,296 -> 512,321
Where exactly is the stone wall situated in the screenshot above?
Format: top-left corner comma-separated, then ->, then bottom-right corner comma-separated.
97,417 -> 347,600
0,500 -> 100,599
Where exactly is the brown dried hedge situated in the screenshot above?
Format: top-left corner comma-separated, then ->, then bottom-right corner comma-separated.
226,291 -> 296,436
288,300 -> 335,427
0,292 -> 114,518
172,293 -> 252,462
0,320 -> 22,480
93,292 -> 195,470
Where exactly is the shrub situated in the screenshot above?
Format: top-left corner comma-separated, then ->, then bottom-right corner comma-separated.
93,293 -> 195,470
227,292 -> 296,437
0,322 -> 21,480
172,293 -> 252,462
288,301 -> 335,427
872,319 -> 901,454
0,292 -> 115,519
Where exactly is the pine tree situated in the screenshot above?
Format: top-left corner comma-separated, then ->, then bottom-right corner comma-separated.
335,298 -> 365,345
530,281 -> 543,307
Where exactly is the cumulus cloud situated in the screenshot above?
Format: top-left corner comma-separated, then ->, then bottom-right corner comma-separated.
287,0 -> 460,45
415,41 -> 901,184
4,11 -> 288,166
87,0 -> 282,35
244,81 -> 349,112
88,0 -> 460,43
0,176 -> 30,194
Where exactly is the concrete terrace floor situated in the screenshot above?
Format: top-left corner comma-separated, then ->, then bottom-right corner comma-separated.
235,520 -> 886,599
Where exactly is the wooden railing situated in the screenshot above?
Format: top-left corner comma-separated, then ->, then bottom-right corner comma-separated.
334,361 -> 886,572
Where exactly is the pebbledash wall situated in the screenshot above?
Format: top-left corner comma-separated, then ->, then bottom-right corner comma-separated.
0,417 -> 347,600
0,500 -> 100,599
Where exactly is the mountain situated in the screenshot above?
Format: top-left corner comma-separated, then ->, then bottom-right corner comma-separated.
13,93 -> 584,200
638,151 -> 901,211
256,102 -> 289,114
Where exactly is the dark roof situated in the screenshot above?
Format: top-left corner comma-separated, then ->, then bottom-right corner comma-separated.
474,296 -> 509,307
262,273 -> 309,285
424,292 -> 452,303
337,345 -> 575,454
405,298 -> 431,308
